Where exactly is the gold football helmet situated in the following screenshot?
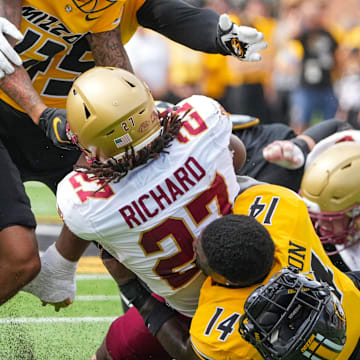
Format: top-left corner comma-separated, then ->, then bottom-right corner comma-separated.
66,66 -> 161,162
300,141 -> 360,253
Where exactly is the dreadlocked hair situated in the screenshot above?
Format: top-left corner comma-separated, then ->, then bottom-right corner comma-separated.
74,109 -> 186,189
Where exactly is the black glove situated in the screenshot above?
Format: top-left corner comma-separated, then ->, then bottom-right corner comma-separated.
38,107 -> 77,150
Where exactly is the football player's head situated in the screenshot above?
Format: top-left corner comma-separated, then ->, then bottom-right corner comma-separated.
66,66 -> 161,162
194,215 -> 275,287
239,266 -> 346,360
300,142 -> 360,255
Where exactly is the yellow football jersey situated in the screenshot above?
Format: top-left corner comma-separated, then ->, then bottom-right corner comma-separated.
190,184 -> 360,360
0,0 -> 145,111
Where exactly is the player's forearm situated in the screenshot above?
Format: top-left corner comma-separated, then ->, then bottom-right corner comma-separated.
137,0 -> 222,54
300,119 -> 352,146
0,0 -> 46,123
55,224 -> 90,262
119,276 -> 198,359
0,0 -> 21,28
102,257 -> 136,286
155,318 -> 198,359
139,296 -> 199,360
0,67 -> 46,123
86,27 -> 133,73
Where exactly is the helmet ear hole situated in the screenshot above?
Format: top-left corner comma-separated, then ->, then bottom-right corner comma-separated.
124,78 -> 135,88
83,104 -> 91,119
341,162 -> 351,170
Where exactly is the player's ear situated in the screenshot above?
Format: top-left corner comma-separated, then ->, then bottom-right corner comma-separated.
229,134 -> 246,173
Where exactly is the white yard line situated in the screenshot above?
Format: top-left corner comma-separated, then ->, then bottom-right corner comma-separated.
76,274 -> 112,280
0,317 -> 117,324
35,223 -> 62,235
75,295 -> 119,301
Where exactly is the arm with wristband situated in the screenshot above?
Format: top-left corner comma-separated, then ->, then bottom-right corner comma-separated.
137,0 -> 267,61
103,257 -> 178,337
120,278 -> 197,359
263,120 -> 352,169
107,257 -> 198,360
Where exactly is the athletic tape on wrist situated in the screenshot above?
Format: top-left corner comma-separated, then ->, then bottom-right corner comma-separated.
290,138 -> 310,157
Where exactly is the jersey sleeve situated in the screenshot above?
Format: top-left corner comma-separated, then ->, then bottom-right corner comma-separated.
56,172 -> 101,242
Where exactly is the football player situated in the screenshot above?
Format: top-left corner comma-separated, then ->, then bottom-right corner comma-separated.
263,129 -> 360,273
91,114 -> 356,359
111,178 -> 360,360
25,65 -> 246,358
0,0 -> 266,306
300,140 -> 360,273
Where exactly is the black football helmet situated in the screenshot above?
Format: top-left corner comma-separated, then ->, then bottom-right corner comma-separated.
239,267 -> 346,360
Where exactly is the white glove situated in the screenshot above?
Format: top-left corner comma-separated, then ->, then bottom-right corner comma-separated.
22,243 -> 78,311
263,140 -> 305,169
217,14 -> 267,62
0,17 -> 23,78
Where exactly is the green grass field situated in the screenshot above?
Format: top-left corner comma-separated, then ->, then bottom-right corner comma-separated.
0,182 -> 123,360
23,181 -> 60,223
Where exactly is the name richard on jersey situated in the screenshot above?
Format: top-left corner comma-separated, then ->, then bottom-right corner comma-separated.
119,157 -> 206,229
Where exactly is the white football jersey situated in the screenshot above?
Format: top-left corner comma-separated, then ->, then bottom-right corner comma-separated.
57,95 -> 240,316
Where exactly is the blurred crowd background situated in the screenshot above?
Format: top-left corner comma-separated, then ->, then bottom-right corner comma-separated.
125,0 -> 360,134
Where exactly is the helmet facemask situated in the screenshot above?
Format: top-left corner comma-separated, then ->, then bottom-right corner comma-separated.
239,267 -> 346,360
307,204 -> 360,255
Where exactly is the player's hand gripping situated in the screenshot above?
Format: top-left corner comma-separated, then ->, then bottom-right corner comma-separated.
263,140 -> 305,169
38,107 -> 78,150
217,14 -> 267,62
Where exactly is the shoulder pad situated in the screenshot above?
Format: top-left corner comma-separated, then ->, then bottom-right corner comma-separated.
237,176 -> 267,194
231,114 -> 260,130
